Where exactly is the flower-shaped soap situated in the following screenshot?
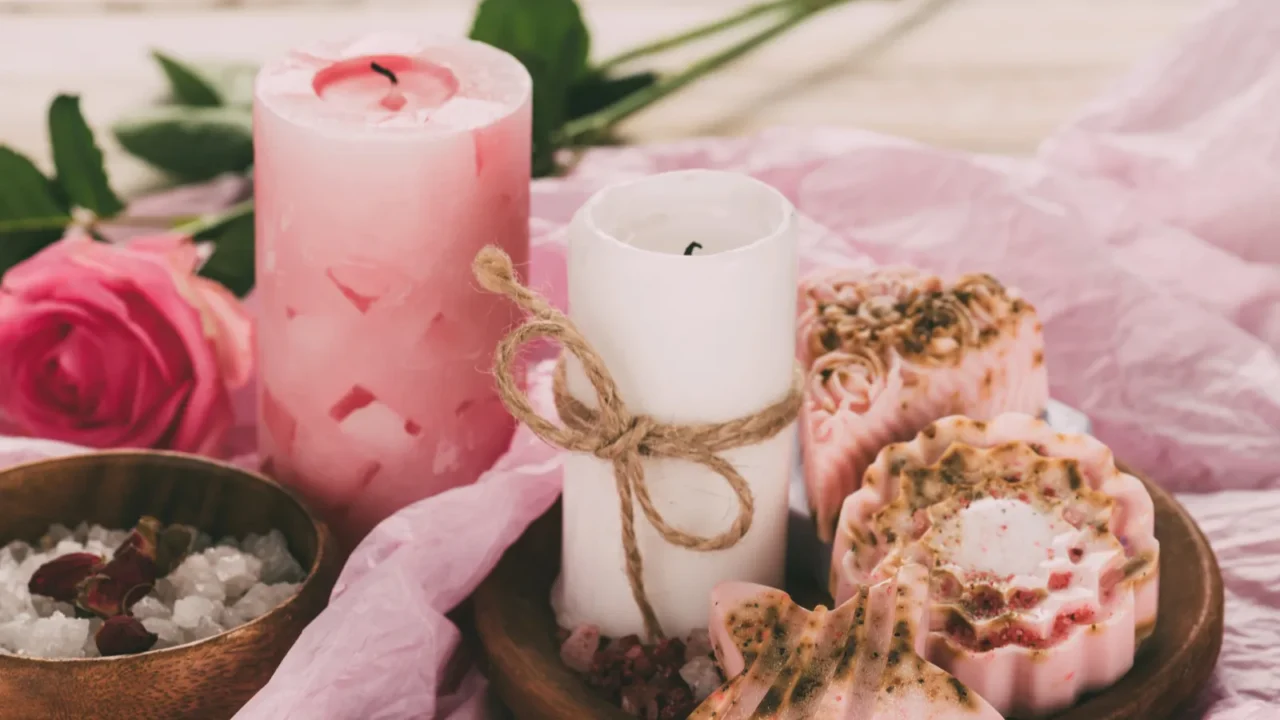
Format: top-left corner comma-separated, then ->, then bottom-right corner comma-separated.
690,564 -> 1002,720
831,414 -> 1160,717
798,267 -> 1048,541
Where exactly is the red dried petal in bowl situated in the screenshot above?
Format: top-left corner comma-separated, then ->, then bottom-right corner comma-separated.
78,549 -> 157,617
27,552 -> 105,602
96,615 -> 158,657
115,516 -> 162,561
155,524 -> 197,577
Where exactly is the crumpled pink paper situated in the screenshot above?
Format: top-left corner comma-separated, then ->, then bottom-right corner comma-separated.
4,0 -> 1279,717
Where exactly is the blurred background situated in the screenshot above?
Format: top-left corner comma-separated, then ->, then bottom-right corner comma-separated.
1,0 -> 1200,194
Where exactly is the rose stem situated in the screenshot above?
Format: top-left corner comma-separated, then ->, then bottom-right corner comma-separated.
558,0 -> 850,146
593,0 -> 797,74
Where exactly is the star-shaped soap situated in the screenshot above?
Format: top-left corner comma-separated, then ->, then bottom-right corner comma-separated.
831,413 -> 1160,717
797,267 -> 1049,541
690,564 -> 1002,719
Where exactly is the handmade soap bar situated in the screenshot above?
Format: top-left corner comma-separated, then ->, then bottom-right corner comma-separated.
831,413 -> 1160,717
553,170 -> 798,639
691,565 -> 1002,719
798,267 -> 1049,541
254,33 -> 531,546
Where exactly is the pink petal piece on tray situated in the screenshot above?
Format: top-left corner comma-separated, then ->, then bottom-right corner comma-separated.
2,0 -> 1279,718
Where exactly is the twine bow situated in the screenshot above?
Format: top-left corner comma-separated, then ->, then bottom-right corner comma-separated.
473,246 -> 803,640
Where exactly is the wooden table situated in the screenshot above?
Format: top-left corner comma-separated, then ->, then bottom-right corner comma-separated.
0,0 -> 1204,194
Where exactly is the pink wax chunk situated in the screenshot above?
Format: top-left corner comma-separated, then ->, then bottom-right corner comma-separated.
254,33 -> 532,548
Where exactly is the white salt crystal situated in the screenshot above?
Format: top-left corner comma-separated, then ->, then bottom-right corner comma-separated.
188,616 -> 224,642
0,522 -> 307,658
679,656 -> 722,702
87,525 -> 113,546
203,545 -> 238,563
4,541 -> 31,564
84,540 -> 111,556
43,524 -> 73,547
0,619 -> 26,651
685,628 -> 713,661
153,577 -> 178,606
53,539 -> 81,556
17,614 -> 90,659
169,554 -> 227,603
142,617 -> 185,649
213,552 -> 263,600
0,590 -> 30,622
82,618 -> 104,658
229,583 -> 300,624
131,596 -> 171,621
29,596 -> 68,619
242,531 -> 306,584
172,596 -> 220,629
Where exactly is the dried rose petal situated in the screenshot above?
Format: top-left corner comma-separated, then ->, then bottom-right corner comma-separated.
78,549 -> 157,618
95,615 -> 158,656
155,524 -> 197,576
115,516 -> 162,561
27,552 -> 105,602
575,631 -> 701,718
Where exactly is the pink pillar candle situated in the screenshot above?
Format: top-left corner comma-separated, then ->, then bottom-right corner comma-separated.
253,33 -> 532,547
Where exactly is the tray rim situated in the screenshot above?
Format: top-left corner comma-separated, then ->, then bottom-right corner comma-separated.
474,465 -> 1225,720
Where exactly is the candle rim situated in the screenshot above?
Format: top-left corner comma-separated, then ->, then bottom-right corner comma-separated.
575,169 -> 796,260
254,34 -> 532,137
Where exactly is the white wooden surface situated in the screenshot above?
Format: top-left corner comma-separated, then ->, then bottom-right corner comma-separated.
0,0 -> 1205,194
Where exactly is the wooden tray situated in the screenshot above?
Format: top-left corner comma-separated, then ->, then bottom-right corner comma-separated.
474,470 -> 1224,719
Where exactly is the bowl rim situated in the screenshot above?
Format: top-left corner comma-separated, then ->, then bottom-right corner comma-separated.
0,448 -> 335,665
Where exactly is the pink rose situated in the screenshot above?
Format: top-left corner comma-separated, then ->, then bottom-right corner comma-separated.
0,235 -> 253,455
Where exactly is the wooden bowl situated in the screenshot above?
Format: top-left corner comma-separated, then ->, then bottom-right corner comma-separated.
474,469 -> 1225,719
0,451 -> 342,720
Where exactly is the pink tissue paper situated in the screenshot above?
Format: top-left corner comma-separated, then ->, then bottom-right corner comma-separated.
2,0 -> 1278,717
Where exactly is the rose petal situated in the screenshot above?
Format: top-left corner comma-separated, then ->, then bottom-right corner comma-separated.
190,276 -> 254,389
95,615 -> 158,656
0,237 -> 238,455
127,233 -> 202,275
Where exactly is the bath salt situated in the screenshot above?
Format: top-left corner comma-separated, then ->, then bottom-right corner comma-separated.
0,523 -> 308,658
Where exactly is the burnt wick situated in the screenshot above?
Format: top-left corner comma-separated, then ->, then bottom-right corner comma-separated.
370,62 -> 399,85
684,242 -> 703,255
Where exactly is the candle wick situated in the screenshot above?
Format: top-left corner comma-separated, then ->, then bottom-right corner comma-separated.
684,242 -> 703,255
370,62 -> 399,85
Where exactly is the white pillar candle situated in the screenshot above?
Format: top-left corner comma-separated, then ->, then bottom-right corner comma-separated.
553,170 -> 798,639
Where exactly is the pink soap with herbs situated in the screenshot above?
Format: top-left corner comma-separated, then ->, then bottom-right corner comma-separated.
797,267 -> 1049,542
831,413 -> 1160,717
253,33 -> 532,546
692,565 -> 1002,719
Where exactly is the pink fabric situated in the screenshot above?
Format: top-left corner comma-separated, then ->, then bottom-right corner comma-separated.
3,0 -> 1278,717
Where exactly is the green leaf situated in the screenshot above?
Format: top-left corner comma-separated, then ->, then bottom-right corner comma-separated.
0,147 -> 71,274
196,208 -> 254,297
152,50 -> 223,107
469,0 -> 591,176
48,95 -> 124,218
113,105 -> 253,181
567,71 -> 658,123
